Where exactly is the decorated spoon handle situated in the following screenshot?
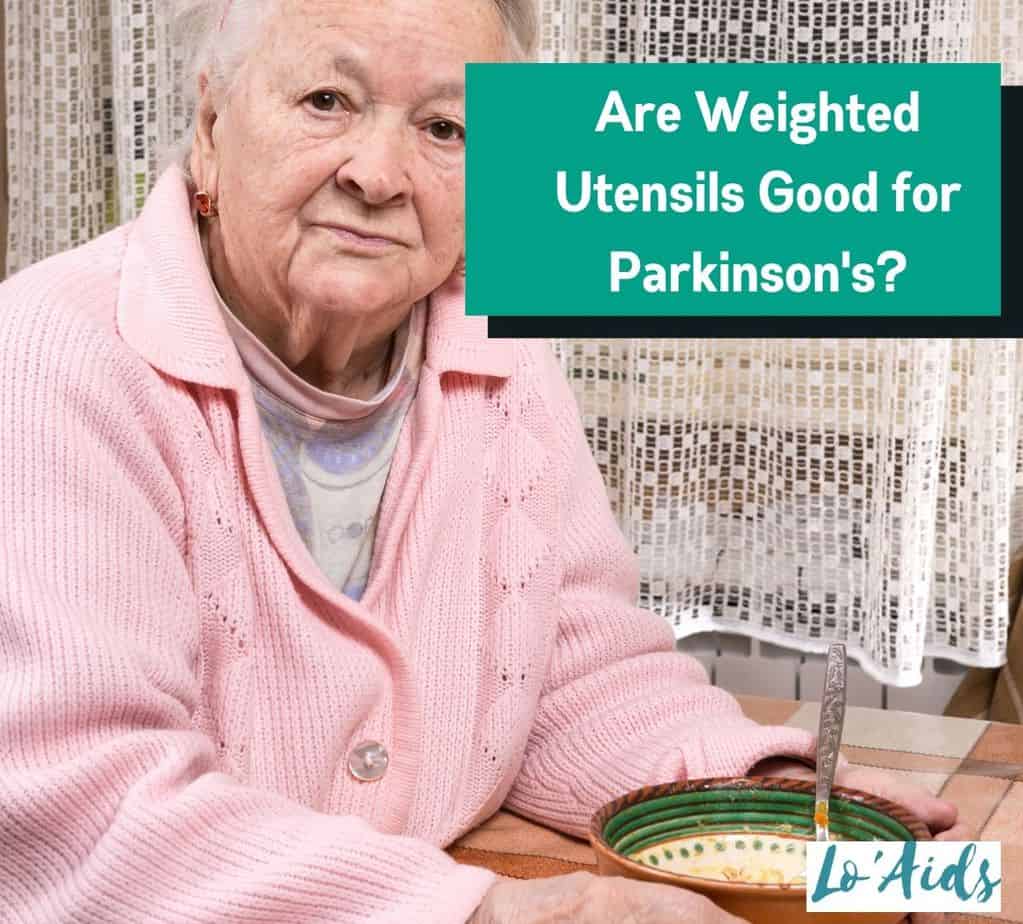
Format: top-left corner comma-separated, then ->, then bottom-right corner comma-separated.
815,643 -> 847,842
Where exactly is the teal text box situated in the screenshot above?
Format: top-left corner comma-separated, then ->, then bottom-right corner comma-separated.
465,64 -> 1000,317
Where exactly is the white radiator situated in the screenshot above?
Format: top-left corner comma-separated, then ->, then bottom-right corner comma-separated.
678,632 -> 968,714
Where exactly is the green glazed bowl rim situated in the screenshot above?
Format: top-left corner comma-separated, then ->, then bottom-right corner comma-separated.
589,777 -> 932,894
606,792 -> 911,848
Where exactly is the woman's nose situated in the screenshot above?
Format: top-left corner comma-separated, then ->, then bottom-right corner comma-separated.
335,122 -> 413,206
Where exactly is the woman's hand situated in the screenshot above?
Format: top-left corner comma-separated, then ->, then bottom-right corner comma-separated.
753,758 -> 964,837
468,871 -> 748,924
831,766 -> 974,924
832,765 -> 968,839
754,758 -> 976,924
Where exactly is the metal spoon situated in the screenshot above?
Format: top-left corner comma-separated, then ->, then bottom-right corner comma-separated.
814,643 -> 848,842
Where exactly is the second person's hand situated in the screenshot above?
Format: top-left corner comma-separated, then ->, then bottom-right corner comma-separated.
468,870 -> 749,924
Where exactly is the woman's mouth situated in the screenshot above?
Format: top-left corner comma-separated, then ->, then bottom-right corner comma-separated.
321,224 -> 401,252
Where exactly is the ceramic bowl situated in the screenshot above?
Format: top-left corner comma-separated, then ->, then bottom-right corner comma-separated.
589,777 -> 931,924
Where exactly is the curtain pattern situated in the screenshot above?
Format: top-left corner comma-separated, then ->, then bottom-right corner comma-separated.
540,1 -> 977,64
553,338 -> 1020,685
2,0 -> 1019,684
540,1 -> 1017,685
3,0 -> 188,273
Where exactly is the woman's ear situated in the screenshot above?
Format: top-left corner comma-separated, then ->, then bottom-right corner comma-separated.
189,74 -> 220,197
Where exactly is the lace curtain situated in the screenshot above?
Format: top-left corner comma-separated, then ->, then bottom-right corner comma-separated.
2,0 -> 1019,684
4,2 -> 186,270
539,1 -> 1020,686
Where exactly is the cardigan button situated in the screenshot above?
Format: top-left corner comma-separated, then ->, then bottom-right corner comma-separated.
348,741 -> 389,782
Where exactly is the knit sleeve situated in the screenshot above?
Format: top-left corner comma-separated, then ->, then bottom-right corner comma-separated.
0,301 -> 494,923
502,345 -> 818,839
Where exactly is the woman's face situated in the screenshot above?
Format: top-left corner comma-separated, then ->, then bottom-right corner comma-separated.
193,0 -> 506,322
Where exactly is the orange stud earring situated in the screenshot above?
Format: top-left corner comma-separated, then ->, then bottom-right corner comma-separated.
195,191 -> 218,218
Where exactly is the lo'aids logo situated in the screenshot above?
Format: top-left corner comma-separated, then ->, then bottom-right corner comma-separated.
806,841 -> 1002,913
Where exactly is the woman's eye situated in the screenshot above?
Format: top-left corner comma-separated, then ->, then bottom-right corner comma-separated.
306,92 -> 343,113
427,120 -> 465,143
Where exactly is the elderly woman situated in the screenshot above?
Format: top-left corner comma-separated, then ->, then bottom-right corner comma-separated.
0,0 -> 967,921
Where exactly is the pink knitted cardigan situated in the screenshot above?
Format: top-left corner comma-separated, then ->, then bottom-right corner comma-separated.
0,167 -> 816,923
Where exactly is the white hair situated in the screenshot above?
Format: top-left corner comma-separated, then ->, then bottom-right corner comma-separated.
166,0 -> 538,176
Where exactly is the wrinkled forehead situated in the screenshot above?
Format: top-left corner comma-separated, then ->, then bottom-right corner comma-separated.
251,0 -> 508,89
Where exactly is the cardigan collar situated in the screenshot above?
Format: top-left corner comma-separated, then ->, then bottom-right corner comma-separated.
116,167 -> 514,391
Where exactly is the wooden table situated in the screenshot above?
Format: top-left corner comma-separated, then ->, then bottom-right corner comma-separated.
448,695 -> 1023,922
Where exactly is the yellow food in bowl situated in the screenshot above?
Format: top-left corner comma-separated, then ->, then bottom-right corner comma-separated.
629,832 -> 810,885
